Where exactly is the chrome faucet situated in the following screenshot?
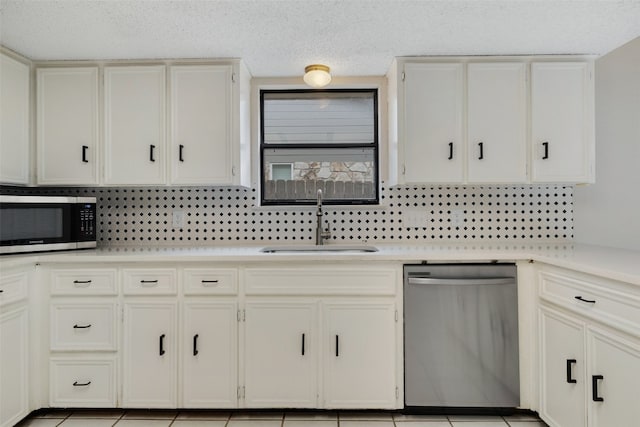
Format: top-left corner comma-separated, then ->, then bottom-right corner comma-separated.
315,189 -> 332,245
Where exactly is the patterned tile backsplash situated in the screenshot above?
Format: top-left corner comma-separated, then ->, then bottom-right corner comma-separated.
0,184 -> 573,246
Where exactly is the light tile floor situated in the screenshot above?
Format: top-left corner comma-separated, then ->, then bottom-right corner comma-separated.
17,410 -> 549,427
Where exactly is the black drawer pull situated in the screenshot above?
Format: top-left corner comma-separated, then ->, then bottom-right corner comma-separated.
542,141 -> 549,160
82,145 -> 89,163
140,280 -> 159,287
0,289 -> 4,293
201,280 -> 219,285
193,334 -> 199,356
73,280 -> 92,286
575,296 -> 596,304
73,324 -> 92,329
159,334 -> 166,356
592,375 -> 604,402
566,359 -> 577,383
73,381 -> 91,387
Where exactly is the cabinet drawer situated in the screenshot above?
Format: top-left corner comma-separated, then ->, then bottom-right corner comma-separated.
183,268 -> 238,295
50,303 -> 117,351
0,270 -> 28,307
50,269 -> 117,295
540,270 -> 640,337
244,266 -> 397,295
49,358 -> 116,407
123,268 -> 177,295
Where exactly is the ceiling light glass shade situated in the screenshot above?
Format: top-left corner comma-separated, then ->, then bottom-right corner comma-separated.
303,64 -> 331,88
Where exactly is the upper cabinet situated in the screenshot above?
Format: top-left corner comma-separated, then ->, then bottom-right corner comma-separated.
37,67 -> 99,185
388,57 -> 595,185
467,62 -> 527,183
0,52 -> 30,185
104,66 -> 166,185
531,62 -> 594,183
169,65 -> 235,185
34,60 -> 251,187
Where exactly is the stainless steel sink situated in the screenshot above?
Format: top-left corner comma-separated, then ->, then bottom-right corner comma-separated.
260,244 -> 378,253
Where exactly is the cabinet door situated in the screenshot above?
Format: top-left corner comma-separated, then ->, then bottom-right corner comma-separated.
170,65 -> 233,184
0,53 -> 30,185
323,301 -> 396,409
588,328 -> 640,427
122,302 -> 177,407
402,63 -> 464,183
531,62 -> 593,183
37,67 -> 99,185
467,63 -> 527,183
243,301 -> 317,408
182,301 -> 237,408
539,307 -> 586,427
0,307 -> 29,427
104,66 -> 166,185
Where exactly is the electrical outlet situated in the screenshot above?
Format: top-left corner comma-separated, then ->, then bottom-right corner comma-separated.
404,208 -> 429,228
450,209 -> 465,226
172,210 -> 185,229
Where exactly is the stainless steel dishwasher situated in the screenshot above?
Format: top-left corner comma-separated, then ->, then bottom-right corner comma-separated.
404,263 -> 520,408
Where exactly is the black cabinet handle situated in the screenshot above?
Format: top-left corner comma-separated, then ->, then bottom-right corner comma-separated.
301,333 -> 305,356
82,145 -> 89,163
73,280 -> 92,285
159,334 -> 166,356
140,280 -> 158,287
592,375 -> 604,402
478,142 -> 484,160
542,141 -> 549,160
193,334 -> 199,356
575,296 -> 596,304
73,381 -> 91,387
448,142 -> 454,160
566,359 -> 577,383
150,144 -> 156,162
179,144 -> 185,162
201,280 -> 219,286
335,335 -> 339,357
73,324 -> 92,329
0,289 -> 4,293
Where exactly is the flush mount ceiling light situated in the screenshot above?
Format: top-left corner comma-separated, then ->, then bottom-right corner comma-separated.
303,64 -> 331,88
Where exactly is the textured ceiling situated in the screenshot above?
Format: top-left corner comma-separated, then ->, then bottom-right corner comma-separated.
1,0 -> 639,77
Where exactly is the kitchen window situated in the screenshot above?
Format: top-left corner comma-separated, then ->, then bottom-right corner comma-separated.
260,89 -> 379,205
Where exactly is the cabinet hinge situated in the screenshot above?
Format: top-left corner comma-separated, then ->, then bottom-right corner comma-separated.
237,309 -> 241,322
232,166 -> 236,176
402,164 -> 406,175
232,73 -> 236,83
395,310 -> 399,322
401,71 -> 405,82
396,387 -> 399,399
237,309 -> 245,322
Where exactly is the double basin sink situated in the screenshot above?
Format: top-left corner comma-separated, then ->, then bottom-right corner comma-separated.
260,244 -> 378,253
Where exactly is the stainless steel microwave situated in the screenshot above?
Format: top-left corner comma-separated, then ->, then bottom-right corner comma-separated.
0,195 -> 97,254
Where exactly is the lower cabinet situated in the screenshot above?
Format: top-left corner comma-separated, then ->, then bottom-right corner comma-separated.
122,302 -> 178,407
243,299 -> 398,409
0,307 -> 29,427
538,266 -> 640,427
182,301 -> 238,408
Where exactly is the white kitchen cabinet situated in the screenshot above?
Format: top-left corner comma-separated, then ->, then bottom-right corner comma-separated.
170,65 -> 235,185
538,266 -> 640,427
0,52 -> 30,185
323,302 -> 397,408
539,307 -> 586,427
36,67 -> 99,185
531,62 -> 594,183
104,66 -> 166,185
243,300 -> 318,408
401,63 -> 464,183
122,302 -> 177,407
182,301 -> 237,408
0,307 -> 29,427
467,62 -> 527,183
0,268 -> 30,427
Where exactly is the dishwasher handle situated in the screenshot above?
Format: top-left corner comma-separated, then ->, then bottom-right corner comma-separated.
407,277 -> 515,286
